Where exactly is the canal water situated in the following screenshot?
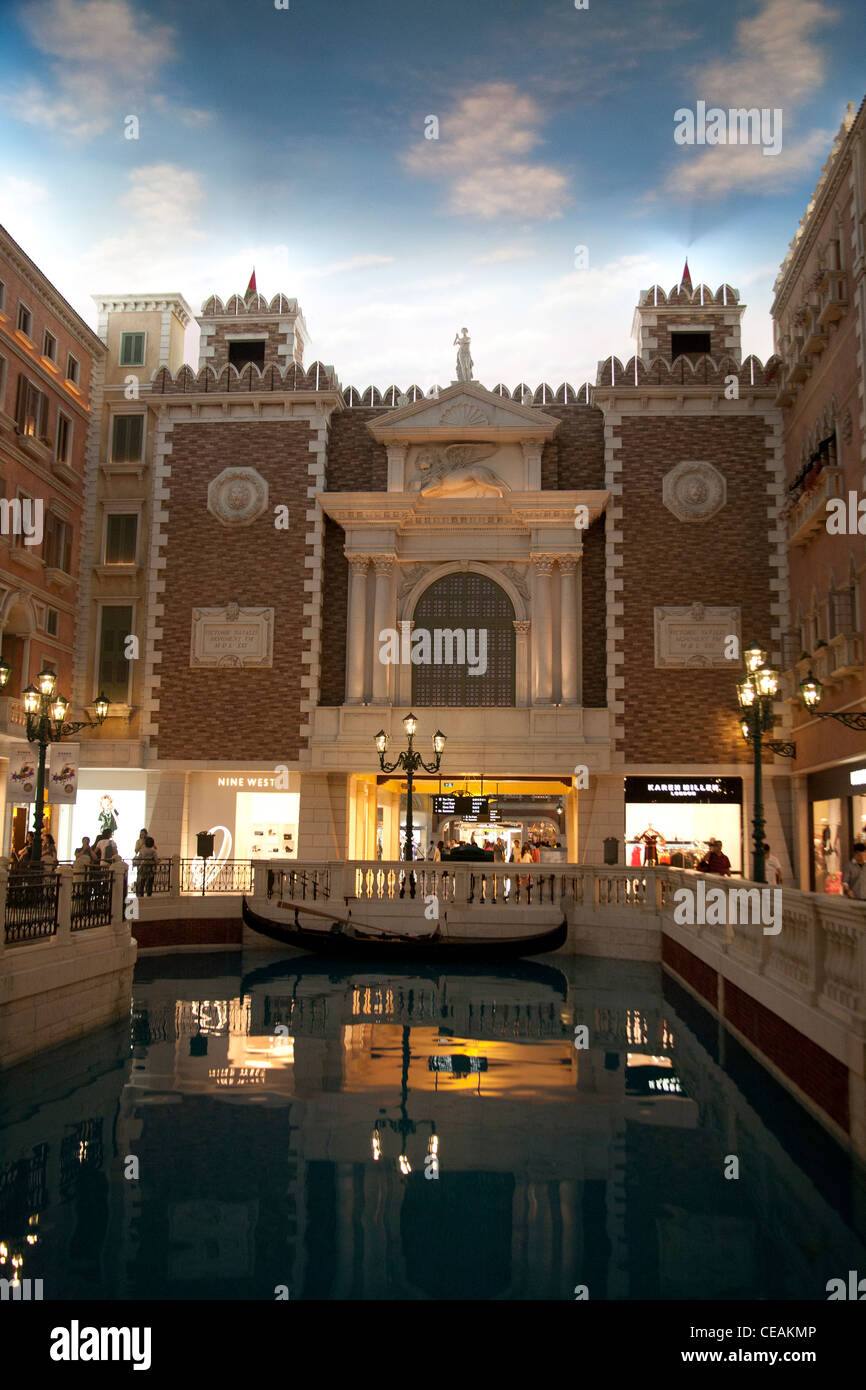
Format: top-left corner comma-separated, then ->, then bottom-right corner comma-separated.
2,949 -> 865,1301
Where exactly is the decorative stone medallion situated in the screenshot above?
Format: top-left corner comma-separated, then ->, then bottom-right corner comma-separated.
654,604 -> 741,668
190,604 -> 274,668
207,467 -> 269,527
662,460 -> 726,522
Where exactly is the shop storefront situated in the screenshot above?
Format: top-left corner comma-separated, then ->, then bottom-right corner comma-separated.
624,777 -> 743,873
806,762 -> 866,894
68,770 -> 148,863
186,771 -> 301,864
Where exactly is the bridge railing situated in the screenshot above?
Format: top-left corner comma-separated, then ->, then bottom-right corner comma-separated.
560,865 -> 866,1027
1,859 -> 129,950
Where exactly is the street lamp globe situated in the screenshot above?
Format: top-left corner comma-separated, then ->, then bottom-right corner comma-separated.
737,676 -> 757,709
37,667 -> 57,698
799,672 -> 822,709
744,644 -> 766,674
0,658 -> 11,689
756,666 -> 779,699
374,729 -> 389,755
402,712 -> 418,739
93,692 -> 111,723
740,718 -> 751,742
432,729 -> 446,755
23,684 -> 40,716
51,694 -> 69,723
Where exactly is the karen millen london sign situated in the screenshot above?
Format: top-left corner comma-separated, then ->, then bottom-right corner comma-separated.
190,603 -> 274,668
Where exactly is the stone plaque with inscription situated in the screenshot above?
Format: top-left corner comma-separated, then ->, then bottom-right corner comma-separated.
190,603 -> 274,668
654,604 -> 741,668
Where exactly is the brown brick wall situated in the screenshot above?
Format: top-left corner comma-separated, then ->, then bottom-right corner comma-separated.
723,979 -> 849,1131
206,321 -> 289,371
319,516 -> 348,705
325,408 -> 387,490
661,933 -> 719,1005
134,918 -> 242,948
618,415 -> 775,762
580,517 -> 606,706
644,308 -> 739,363
153,419 -> 313,760
540,404 -> 605,489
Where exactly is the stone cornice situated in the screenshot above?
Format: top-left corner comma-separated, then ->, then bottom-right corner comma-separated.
772,99 -> 865,313
0,224 -> 105,356
93,293 -> 194,329
318,489 -> 609,532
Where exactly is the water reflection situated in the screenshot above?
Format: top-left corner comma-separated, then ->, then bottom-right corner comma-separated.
1,952 -> 865,1300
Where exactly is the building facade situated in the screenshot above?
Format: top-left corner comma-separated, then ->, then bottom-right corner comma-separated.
71,270 -> 793,875
772,98 -> 866,892
0,224 -> 105,857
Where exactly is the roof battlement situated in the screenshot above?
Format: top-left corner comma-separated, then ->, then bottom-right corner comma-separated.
199,291 -> 301,318
636,282 -> 741,308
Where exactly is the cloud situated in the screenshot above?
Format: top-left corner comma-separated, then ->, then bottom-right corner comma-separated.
660,0 -> 839,199
82,164 -> 206,286
305,254 -> 396,279
473,244 -> 539,265
1,0 -> 208,139
665,127 -> 835,197
402,83 -> 569,221
694,0 -> 837,109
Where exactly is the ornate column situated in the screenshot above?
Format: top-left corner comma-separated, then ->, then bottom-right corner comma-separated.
521,438 -> 543,490
513,620 -> 531,707
559,556 -> 579,705
345,554 -> 370,704
531,555 -> 555,704
386,442 -> 409,492
371,554 -> 396,704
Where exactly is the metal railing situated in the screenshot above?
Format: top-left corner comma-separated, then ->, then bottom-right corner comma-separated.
70,869 -> 113,931
4,872 -> 60,943
179,858 -> 255,895
131,858 -> 172,896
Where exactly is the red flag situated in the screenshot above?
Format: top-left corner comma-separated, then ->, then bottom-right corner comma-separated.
680,258 -> 692,291
245,269 -> 257,297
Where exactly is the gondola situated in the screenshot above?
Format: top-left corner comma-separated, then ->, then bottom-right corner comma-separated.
241,896 -> 568,961
239,951 -> 570,995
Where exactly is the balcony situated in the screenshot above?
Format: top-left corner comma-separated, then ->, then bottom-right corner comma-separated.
786,466 -> 843,546
0,695 -> 27,737
829,632 -> 863,678
774,368 -> 795,407
819,271 -> 848,327
788,357 -> 809,385
812,643 -> 835,687
803,308 -> 827,356
16,432 -> 52,464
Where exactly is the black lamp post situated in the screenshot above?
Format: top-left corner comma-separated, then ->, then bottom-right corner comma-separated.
374,714 -> 446,894
11,666 -> 110,866
736,644 -> 781,885
798,670 -> 866,730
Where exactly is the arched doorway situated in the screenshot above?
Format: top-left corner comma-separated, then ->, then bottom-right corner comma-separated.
412,572 -> 515,706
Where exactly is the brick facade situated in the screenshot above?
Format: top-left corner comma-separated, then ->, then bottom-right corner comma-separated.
617,414 -> 776,763
149,419 -> 314,761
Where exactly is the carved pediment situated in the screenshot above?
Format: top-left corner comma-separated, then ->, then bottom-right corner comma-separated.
365,381 -> 560,444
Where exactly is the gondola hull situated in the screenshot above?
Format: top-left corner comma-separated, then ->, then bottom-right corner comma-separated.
241,897 -> 568,961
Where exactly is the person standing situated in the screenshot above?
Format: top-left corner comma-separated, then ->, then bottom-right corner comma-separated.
763,842 -> 783,885
697,840 -> 731,876
134,836 -> 158,896
842,843 -> 866,900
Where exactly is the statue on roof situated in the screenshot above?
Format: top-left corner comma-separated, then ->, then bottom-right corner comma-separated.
454,327 -> 474,382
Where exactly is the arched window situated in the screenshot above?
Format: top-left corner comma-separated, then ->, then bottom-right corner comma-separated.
412,572 -> 515,706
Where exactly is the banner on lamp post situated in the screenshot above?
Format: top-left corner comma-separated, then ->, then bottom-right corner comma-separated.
47,744 -> 79,804
6,749 -> 38,803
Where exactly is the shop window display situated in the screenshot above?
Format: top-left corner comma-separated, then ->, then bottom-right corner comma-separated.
812,799 -> 843,894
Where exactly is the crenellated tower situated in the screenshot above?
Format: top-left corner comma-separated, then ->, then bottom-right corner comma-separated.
197,278 -> 310,373
631,261 -> 745,366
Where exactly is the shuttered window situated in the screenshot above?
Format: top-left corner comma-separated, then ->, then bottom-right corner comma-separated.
412,573 -> 515,707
